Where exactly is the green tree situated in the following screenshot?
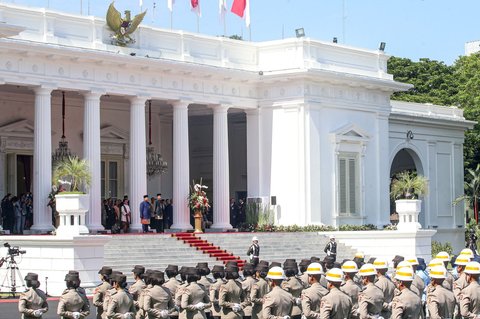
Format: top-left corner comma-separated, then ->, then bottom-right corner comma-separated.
53,156 -> 91,192
387,57 -> 457,105
454,164 -> 480,223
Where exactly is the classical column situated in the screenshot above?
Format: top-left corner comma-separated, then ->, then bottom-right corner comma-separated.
129,97 -> 148,232
246,109 -> 261,197
171,101 -> 193,230
31,87 -> 55,232
211,104 -> 232,229
0,137 -> 6,200
83,91 -> 103,232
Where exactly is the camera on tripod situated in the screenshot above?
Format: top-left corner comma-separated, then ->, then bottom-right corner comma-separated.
3,243 -> 26,257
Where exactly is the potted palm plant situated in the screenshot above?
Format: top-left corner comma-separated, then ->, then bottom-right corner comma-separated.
52,156 -> 91,236
390,170 -> 428,231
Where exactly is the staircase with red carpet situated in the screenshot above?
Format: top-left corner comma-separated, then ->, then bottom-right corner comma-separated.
172,233 -> 246,268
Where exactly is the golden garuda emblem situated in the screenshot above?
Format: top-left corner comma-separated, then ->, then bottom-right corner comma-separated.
106,2 -> 147,47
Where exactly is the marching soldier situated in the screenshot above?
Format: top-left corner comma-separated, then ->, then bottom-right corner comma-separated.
426,265 -> 455,319
319,268 -> 352,318
373,258 -> 395,304
301,262 -> 328,319
436,251 -> 455,290
281,260 -> 303,319
164,265 -> 181,319
180,267 -> 211,319
250,264 -> 270,319
219,264 -> 248,319
241,263 -> 257,319
103,271 -> 123,319
210,265 -> 226,319
340,261 -> 361,318
298,259 -> 310,289
391,267 -> 422,318
93,266 -> 112,319
106,273 -> 136,319
130,265 -> 147,313
406,257 -> 426,294
396,261 -> 421,297
144,271 -> 174,319
175,267 -> 190,319
357,263 -> 384,319
18,272 -> 48,319
197,263 -> 214,319
323,235 -> 337,262
262,266 -> 294,319
459,261 -> 480,318
139,270 -> 155,319
58,273 -> 90,319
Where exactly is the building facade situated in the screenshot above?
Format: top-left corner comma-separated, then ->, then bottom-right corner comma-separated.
0,4 -> 473,246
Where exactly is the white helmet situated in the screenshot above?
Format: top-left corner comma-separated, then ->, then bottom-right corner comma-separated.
266,266 -> 285,280
429,265 -> 447,279
325,268 -> 344,283
252,236 -> 259,242
454,256 -> 471,266
435,251 -> 450,261
341,260 -> 358,273
373,258 -> 388,270
465,261 -> 480,275
406,257 -> 419,266
306,262 -> 324,275
460,248 -> 475,260
428,258 -> 445,269
396,260 -> 413,270
395,267 -> 414,281
359,264 -> 376,277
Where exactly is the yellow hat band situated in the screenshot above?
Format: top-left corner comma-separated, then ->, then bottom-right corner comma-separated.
307,267 -> 322,271
465,266 -> 480,271
436,256 -> 448,260
268,271 -> 283,276
359,268 -> 375,274
461,252 -> 473,256
396,271 -> 413,277
342,265 -> 356,269
430,271 -> 445,276
373,262 -> 386,266
327,273 -> 342,278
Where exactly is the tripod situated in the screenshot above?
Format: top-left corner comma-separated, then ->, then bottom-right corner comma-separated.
0,255 -> 25,298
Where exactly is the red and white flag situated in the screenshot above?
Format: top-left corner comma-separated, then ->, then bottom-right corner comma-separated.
219,0 -> 228,22
231,0 -> 250,27
191,0 -> 201,16
167,0 -> 175,12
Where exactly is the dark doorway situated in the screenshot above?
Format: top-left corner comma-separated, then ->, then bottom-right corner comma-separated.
16,155 -> 33,195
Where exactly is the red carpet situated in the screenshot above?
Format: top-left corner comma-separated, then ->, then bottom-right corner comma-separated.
172,233 -> 246,268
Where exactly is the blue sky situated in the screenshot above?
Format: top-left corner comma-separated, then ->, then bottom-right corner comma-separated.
6,0 -> 479,65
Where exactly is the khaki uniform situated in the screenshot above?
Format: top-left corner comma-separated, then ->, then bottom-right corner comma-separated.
103,287 -> 117,319
210,278 -> 226,317
18,287 -> 49,319
175,283 -> 188,319
340,279 -> 361,318
250,278 -> 270,319
130,279 -> 147,306
262,285 -> 294,319
319,286 -> 352,319
93,281 -> 112,319
57,288 -> 90,319
144,285 -> 174,319
375,275 -> 396,303
198,277 -> 214,317
281,276 -> 304,317
219,279 -> 248,319
164,278 -> 182,318
453,272 -> 468,302
460,280 -> 480,318
242,276 -> 257,317
412,274 -> 425,295
357,282 -> 384,319
426,283 -> 455,319
390,288 -> 422,319
106,289 -> 136,318
138,285 -> 153,319
180,282 -> 211,319
299,273 -> 309,289
301,282 -> 329,319
444,271 -> 455,291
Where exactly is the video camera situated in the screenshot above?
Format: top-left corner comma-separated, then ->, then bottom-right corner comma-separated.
4,242 -> 26,257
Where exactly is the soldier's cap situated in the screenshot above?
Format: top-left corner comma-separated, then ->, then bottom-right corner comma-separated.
225,260 -> 238,267
429,258 -> 446,268
145,269 -> 154,275
395,268 -> 414,281
306,262 -> 324,275
396,260 -> 413,270
406,257 -> 419,266
113,274 -> 127,283
359,264 -> 376,277
68,270 -> 80,276
196,262 -> 209,269
284,258 -> 296,264
256,264 -> 269,272
367,257 -> 376,264
212,265 -> 225,273
373,258 -> 388,270
436,251 -> 450,260
429,265 -> 447,279
242,263 -> 254,271
354,252 -> 364,259
269,261 -> 282,269
179,266 -> 188,274
98,266 -> 113,275
150,271 -> 165,282
252,236 -> 259,242
258,260 -> 269,266
392,255 -> 405,263
64,273 -> 78,281
186,267 -> 199,276
323,256 -> 335,264
143,195 -> 149,198
111,270 -> 123,276
165,265 -> 179,272
310,256 -> 321,263
266,266 -> 285,280
25,272 -> 39,281
132,265 -> 146,274
225,264 -> 239,272
460,248 -> 475,259
299,259 -> 310,266
325,268 -> 344,283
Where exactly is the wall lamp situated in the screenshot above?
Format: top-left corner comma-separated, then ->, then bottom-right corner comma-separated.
295,28 -> 305,38
406,130 -> 414,140
379,42 -> 386,51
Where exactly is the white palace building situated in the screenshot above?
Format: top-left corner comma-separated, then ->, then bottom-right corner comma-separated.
0,3 -> 474,248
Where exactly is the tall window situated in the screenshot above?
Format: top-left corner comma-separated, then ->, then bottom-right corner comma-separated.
338,153 -> 359,215
101,157 -> 123,199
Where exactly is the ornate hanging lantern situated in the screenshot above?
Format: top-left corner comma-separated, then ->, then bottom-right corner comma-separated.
146,100 -> 167,177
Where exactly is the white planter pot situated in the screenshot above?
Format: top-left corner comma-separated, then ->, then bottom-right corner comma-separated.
55,194 -> 90,237
395,199 -> 422,231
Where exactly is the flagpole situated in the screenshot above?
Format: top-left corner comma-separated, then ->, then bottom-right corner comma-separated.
197,15 -> 200,33
80,0 -> 83,14
170,11 -> 173,30
223,18 -> 226,37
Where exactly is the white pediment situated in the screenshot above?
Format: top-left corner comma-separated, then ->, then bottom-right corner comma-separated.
331,123 -> 370,140
0,119 -> 34,138
100,125 -> 129,144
